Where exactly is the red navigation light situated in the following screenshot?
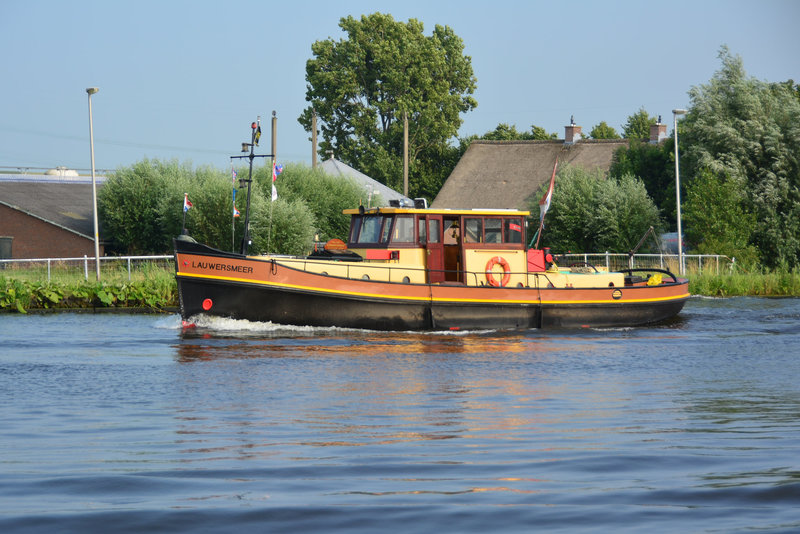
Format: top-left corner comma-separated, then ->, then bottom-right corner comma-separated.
202,298 -> 213,311
251,122 -> 257,129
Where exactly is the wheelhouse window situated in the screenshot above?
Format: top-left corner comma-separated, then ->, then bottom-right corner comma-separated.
350,215 -> 392,244
428,219 -> 441,243
504,218 -> 524,243
464,218 -> 483,243
460,216 -> 525,245
392,215 -> 415,243
484,218 -> 502,243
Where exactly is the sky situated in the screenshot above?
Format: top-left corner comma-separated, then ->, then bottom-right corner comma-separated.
1,0 -> 798,174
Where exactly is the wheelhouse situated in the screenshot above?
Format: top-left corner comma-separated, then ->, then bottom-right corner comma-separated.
343,207 -> 530,285
345,208 -> 529,249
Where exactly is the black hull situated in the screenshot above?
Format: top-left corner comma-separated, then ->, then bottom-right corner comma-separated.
177,276 -> 686,331
177,277 -> 543,331
539,299 -> 687,328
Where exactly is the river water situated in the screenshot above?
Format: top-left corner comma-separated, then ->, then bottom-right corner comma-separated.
1,297 -> 799,533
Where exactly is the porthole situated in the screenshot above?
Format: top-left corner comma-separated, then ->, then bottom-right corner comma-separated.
403,276 -> 411,284
361,274 -> 370,281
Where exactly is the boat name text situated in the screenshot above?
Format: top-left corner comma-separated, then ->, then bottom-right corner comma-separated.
193,261 -> 254,274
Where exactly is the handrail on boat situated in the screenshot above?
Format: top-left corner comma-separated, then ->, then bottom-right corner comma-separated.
274,256 -> 682,287
618,267 -> 680,284
274,256 -> 560,288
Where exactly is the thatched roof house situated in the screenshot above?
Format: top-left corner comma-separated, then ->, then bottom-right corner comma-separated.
432,139 -> 628,211
431,121 -> 666,211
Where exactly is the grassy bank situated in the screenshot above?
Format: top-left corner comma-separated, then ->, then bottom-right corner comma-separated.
688,270 -> 800,297
2,269 -> 799,313
1,271 -> 177,313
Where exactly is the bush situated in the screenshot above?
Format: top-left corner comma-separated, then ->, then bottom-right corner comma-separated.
99,159 -> 192,254
253,163 -> 367,242
683,168 -> 759,268
100,159 -> 373,256
533,165 -> 662,253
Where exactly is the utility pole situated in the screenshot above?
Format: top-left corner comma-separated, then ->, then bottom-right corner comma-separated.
403,111 -> 409,197
311,109 -> 318,170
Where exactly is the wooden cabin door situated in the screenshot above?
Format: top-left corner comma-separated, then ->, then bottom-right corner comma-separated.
421,215 -> 444,283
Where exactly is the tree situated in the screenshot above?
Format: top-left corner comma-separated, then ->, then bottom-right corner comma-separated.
298,13 -> 477,201
481,123 -> 528,141
589,121 -> 621,139
100,159 -> 374,256
609,139 -> 676,228
530,125 -> 558,140
683,168 -> 758,266
681,46 -> 800,268
254,163 -> 367,242
772,79 -> 800,103
247,196 -> 316,257
532,164 -> 662,253
98,159 -> 192,254
622,107 -> 657,139
479,123 -> 557,141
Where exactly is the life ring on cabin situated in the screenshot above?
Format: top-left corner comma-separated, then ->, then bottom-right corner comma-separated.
485,256 -> 511,287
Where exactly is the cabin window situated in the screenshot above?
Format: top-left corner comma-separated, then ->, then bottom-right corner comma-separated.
444,220 -> 459,244
418,219 -> 427,244
504,219 -> 523,243
392,215 -> 415,243
464,218 -> 483,243
428,219 -> 441,243
380,218 -> 392,243
484,218 -> 502,243
353,215 -> 391,244
360,216 -> 382,243
349,217 -> 362,243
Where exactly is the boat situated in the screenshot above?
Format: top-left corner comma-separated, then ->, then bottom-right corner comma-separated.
174,202 -> 689,330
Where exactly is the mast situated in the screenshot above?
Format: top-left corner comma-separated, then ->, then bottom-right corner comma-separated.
231,118 -> 273,255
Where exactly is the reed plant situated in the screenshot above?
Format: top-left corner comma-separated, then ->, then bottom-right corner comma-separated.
688,268 -> 800,297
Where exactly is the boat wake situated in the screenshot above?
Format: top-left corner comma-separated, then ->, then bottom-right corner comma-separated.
185,314 -> 358,335
181,314 -> 499,337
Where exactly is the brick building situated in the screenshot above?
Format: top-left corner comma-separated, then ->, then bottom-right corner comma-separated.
0,173 -> 106,259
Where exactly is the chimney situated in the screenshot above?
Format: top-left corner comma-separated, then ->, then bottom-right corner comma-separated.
650,115 -> 667,144
564,115 -> 582,145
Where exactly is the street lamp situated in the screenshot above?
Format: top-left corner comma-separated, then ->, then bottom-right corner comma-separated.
672,108 -> 687,276
86,87 -> 101,281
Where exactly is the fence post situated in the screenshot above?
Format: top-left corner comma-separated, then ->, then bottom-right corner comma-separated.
47,259 -> 51,282
127,257 -> 132,281
605,251 -> 609,271
84,255 -> 88,281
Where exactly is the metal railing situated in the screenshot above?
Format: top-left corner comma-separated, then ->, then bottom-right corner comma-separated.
0,251 -> 735,284
559,252 -> 735,274
0,255 -> 173,282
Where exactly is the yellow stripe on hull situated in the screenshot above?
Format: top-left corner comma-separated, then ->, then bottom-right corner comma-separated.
177,271 -> 689,306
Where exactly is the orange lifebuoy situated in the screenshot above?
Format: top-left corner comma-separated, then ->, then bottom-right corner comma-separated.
485,256 -> 511,287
